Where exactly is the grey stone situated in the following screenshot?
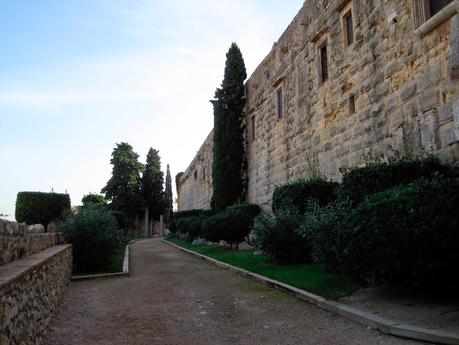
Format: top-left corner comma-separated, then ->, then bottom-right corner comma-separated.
418,89 -> 439,112
400,82 -> 417,102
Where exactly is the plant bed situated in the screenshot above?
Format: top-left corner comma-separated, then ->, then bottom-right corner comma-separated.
165,237 -> 359,300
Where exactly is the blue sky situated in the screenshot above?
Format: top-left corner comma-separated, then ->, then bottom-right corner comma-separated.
0,0 -> 303,217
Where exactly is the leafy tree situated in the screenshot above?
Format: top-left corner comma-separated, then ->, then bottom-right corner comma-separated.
164,164 -> 173,211
101,142 -> 145,220
211,42 -> 247,212
81,193 -> 107,206
142,148 -> 164,220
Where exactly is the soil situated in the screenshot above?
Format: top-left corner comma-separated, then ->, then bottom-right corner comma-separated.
44,239 -> 426,345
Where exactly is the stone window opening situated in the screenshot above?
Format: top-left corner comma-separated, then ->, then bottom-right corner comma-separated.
202,168 -> 206,181
276,87 -> 284,119
348,94 -> 356,115
343,9 -> 354,46
318,42 -> 329,83
194,170 -> 198,180
413,0 -> 455,29
251,115 -> 256,141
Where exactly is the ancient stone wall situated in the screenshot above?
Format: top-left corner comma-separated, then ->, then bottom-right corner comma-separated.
178,0 -> 459,210
0,219 -> 60,265
178,130 -> 213,211
0,244 -> 72,345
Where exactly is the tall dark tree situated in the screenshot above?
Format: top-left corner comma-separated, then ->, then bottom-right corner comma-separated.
101,142 -> 144,220
142,148 -> 164,220
164,164 -> 173,212
211,42 -> 247,212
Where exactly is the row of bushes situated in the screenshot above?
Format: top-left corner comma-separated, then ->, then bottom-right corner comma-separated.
252,155 -> 459,290
169,204 -> 261,247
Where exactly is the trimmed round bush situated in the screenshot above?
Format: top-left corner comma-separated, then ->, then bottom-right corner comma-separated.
59,204 -> 122,273
338,155 -> 448,204
252,207 -> 309,264
337,176 -> 459,290
272,180 -> 338,214
16,192 -> 71,228
82,193 -> 107,206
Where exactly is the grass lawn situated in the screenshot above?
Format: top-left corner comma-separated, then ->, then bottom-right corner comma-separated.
165,237 -> 360,300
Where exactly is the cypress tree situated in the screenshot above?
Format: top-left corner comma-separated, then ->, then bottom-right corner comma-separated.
164,164 -> 173,212
142,148 -> 164,220
211,43 -> 247,212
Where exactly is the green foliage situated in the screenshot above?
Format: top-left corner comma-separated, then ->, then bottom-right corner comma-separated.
338,155 -> 449,204
15,192 -> 71,227
201,214 -> 225,243
164,164 -> 173,216
142,147 -> 164,220
252,207 -> 309,264
59,205 -> 122,273
212,43 -> 247,212
173,209 -> 213,220
101,142 -> 145,220
337,176 -> 459,290
300,199 -> 352,269
109,210 -> 128,230
82,193 -> 107,206
272,179 -> 338,214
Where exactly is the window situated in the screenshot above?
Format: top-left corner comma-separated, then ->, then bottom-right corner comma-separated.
319,43 -> 328,83
251,116 -> 256,141
348,95 -> 356,115
413,0 -> 454,28
343,10 -> 353,46
276,88 -> 284,119
194,170 -> 198,180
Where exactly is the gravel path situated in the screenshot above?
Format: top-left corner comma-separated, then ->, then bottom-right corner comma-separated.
45,239 -> 425,345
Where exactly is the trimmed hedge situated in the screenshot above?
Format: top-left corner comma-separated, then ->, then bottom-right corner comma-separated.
272,180 -> 338,214
338,155 -> 448,204
337,176 -> 459,290
168,209 -> 213,234
15,192 -> 71,227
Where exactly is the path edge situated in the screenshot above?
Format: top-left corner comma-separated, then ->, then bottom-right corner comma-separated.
163,239 -> 459,345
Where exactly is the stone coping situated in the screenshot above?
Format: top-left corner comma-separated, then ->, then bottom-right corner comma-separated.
163,239 -> 459,345
71,242 -> 131,281
0,245 -> 72,294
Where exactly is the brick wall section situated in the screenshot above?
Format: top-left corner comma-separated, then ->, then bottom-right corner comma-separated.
0,244 -> 72,345
178,0 -> 459,211
0,219 -> 59,265
178,130 -> 213,210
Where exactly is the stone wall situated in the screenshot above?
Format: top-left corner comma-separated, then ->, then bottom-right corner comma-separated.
178,0 -> 459,210
0,219 -> 60,265
178,130 -> 213,211
0,244 -> 72,345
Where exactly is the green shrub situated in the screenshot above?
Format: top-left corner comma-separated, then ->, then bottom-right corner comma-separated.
338,155 -> 448,204
252,207 -> 309,264
168,218 -> 178,234
337,176 -> 459,290
82,193 -> 107,206
172,209 -> 213,220
109,210 -> 128,230
16,192 -> 71,228
59,204 -> 122,273
300,199 -> 352,270
272,180 -> 338,214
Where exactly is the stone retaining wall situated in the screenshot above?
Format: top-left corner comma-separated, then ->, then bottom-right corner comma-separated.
0,244 -> 72,345
0,219 -> 59,265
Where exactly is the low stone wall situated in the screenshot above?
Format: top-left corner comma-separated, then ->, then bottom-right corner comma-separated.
0,219 -> 59,265
0,244 -> 72,345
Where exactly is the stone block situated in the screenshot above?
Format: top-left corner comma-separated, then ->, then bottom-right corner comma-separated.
385,61 -> 400,78
440,122 -> 459,147
418,89 -> 439,112
376,81 -> 390,97
400,82 -> 417,102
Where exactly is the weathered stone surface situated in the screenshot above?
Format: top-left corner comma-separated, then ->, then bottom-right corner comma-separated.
178,0 -> 459,211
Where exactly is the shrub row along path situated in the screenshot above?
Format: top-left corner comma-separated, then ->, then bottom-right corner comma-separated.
45,239 -> 425,345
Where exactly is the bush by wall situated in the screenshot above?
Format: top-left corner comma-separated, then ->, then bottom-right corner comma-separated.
109,210 -> 128,230
252,207 -> 309,264
272,180 -> 337,214
15,192 -> 71,228
300,199 -> 352,270
338,155 -> 449,204
58,204 -> 122,273
337,176 -> 459,290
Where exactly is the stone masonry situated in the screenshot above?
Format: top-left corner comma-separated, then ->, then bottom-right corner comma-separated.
178,0 -> 459,210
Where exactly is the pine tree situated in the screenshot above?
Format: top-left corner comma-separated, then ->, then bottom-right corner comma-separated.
101,142 -> 145,220
142,148 -> 164,220
164,164 -> 173,212
211,43 -> 247,212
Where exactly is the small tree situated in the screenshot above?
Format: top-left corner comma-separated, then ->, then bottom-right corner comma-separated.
211,42 -> 247,212
142,148 -> 164,220
101,142 -> 145,220
82,193 -> 107,206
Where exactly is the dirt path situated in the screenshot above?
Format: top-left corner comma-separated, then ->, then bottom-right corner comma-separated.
45,239 -> 425,345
